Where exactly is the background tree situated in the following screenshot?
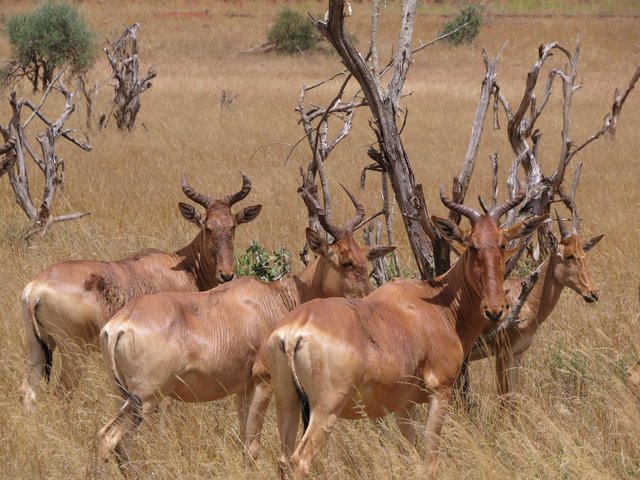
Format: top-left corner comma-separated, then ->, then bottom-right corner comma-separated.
1,2 -> 97,92
268,8 -> 321,54
440,4 -> 483,45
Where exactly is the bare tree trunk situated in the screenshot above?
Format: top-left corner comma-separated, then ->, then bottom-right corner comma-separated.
104,24 -> 157,131
315,0 -> 438,278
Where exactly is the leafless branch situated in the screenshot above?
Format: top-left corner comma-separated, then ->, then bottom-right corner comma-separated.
1,78 -> 92,238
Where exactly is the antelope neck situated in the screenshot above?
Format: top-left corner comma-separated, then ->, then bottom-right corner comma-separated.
434,251 -> 493,355
175,230 -> 219,291
275,258 -> 326,311
527,255 -> 564,325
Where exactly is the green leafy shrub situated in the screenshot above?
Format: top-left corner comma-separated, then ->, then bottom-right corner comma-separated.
440,4 -> 483,45
236,240 -> 292,282
2,2 -> 97,91
268,8 -> 320,54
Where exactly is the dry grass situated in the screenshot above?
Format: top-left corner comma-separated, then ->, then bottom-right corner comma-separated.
1,1 -> 639,479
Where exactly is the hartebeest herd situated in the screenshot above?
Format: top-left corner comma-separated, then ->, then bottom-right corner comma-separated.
17,169 -> 619,478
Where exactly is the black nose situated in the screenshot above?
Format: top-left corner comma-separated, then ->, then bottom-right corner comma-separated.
485,309 -> 504,322
584,291 -> 599,303
220,272 -> 235,282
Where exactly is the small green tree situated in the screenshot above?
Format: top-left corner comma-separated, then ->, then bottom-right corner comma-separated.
440,4 -> 483,46
2,3 -> 97,92
268,8 -> 320,54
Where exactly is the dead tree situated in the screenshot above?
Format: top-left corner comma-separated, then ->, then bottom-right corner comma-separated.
78,73 -> 112,131
472,47 -> 640,322
104,23 -> 157,131
316,2 -> 638,278
315,1 -> 481,278
315,0 -> 443,278
0,77 -> 92,239
498,39 -> 638,230
454,46 -> 639,407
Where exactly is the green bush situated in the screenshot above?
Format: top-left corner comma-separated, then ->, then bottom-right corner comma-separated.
236,240 -> 292,282
440,5 -> 483,46
268,8 -> 320,54
2,2 -> 97,91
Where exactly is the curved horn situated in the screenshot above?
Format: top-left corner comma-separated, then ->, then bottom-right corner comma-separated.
0,133 -> 16,155
439,185 -> 481,225
340,184 -> 365,233
301,188 -> 344,241
488,180 -> 526,221
555,208 -> 571,240
223,172 -> 252,207
477,195 -> 489,214
181,175 -> 212,208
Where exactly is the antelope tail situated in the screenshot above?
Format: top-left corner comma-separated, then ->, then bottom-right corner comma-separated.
102,328 -> 143,426
21,284 -> 53,382
282,335 -> 310,431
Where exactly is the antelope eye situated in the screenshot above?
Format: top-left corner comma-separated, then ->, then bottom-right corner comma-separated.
500,244 -> 506,251
341,261 -> 354,270
564,254 -> 575,260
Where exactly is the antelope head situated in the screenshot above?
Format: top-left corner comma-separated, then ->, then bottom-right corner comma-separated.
549,209 -> 603,303
178,173 -> 262,283
302,186 -> 395,299
432,183 -> 548,323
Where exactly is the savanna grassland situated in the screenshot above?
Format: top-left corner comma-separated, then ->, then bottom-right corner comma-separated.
1,1 -> 639,478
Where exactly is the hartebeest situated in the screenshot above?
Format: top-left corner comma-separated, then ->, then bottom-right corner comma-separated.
465,211 -> 603,403
96,188 -> 394,472
267,184 -> 548,478
20,174 -> 261,408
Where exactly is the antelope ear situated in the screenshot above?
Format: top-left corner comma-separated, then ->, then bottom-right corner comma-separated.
306,227 -> 329,256
547,231 -> 559,253
366,245 -> 396,262
236,205 -> 262,224
178,202 -> 203,227
504,213 -> 549,241
431,216 -> 466,244
582,234 -> 604,252
504,246 -> 521,261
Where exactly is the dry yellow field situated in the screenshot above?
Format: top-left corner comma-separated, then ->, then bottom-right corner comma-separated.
1,1 -> 639,478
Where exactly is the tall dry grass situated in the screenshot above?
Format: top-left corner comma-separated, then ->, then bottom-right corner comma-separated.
0,1 -> 639,478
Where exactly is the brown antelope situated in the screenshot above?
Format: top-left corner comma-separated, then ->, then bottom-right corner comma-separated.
20,174 -> 261,409
96,188 -> 395,472
464,210 -> 603,404
267,184 -> 548,478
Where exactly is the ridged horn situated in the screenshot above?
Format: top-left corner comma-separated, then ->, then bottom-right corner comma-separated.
439,185 -> 481,225
181,175 -> 212,208
340,184 -> 365,233
301,188 -> 344,241
488,180 -> 526,221
223,172 -> 251,207
555,208 -> 571,240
